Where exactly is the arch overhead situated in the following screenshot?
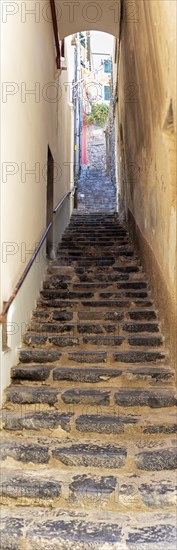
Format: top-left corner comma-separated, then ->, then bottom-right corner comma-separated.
56,0 -> 120,38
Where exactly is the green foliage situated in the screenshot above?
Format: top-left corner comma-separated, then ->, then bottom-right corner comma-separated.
86,103 -> 109,127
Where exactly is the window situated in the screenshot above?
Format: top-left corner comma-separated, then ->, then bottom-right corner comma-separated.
104,85 -> 111,101
104,59 -> 111,73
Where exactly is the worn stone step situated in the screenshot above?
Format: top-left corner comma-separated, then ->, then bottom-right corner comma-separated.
76,274 -> 145,283
75,265 -> 140,273
30,322 -> 75,334
30,321 -> 125,334
2,409 -> 177,437
66,350 -> 166,364
59,243 -> 129,250
64,229 -> 126,234
0,468 -> 176,511
123,322 -> 159,333
114,389 -> 177,408
129,310 -> 157,320
5,384 -> 176,410
5,385 -> 176,416
30,321 -> 159,335
77,310 -> 157,321
64,232 -> 126,237
41,290 -> 95,299
23,332 -> 124,347
11,364 -> 174,385
23,333 -> 81,347
60,235 -> 129,241
32,309 -> 74,322
1,410 -> 74,433
81,335 -> 162,347
32,309 -> 157,324
76,274 -> 132,282
1,436 -> 176,472
58,257 -> 135,265
39,299 -> 154,311
113,350 -> 166,363
23,332 -> 163,349
5,386 -> 112,407
75,412 -> 177,437
2,507 -> 176,549
40,290 -> 150,300
58,249 -> 135,258
0,436 -> 127,469
38,299 -> 151,310
43,281 -> 148,291
19,348 -> 61,364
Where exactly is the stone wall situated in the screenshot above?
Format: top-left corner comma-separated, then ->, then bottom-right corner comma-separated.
116,0 -> 177,366
105,98 -> 116,185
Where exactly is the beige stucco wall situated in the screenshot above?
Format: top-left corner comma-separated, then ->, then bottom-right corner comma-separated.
1,2 -> 74,402
57,0 -> 120,38
116,0 -> 177,366
1,7 -> 74,302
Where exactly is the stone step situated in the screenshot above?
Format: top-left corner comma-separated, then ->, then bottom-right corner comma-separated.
76,274 -> 133,282
1,435 -> 176,472
67,350 -> 166,364
75,412 -> 177,437
47,264 -> 141,275
29,321 -> 160,335
59,242 -> 130,249
113,350 -> 166,363
38,299 -> 154,310
1,507 -> 176,549
23,332 -> 163,348
40,291 -> 151,303
19,348 -> 62,363
61,239 -> 128,245
2,408 -> 176,439
11,364 -> 174,385
0,468 -> 176,511
64,226 -> 125,230
40,293 -> 151,303
57,251 -> 134,263
5,386 -> 176,409
64,228 -> 126,233
57,257 -> 136,265
75,265 -> 141,274
32,308 -> 157,323
43,281 -> 148,291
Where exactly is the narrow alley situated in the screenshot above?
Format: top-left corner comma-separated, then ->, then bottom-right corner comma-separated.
0,1 -> 176,548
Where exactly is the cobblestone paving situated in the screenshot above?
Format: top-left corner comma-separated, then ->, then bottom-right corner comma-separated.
77,170 -> 117,212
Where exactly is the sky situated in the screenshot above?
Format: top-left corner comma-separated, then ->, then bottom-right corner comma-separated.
90,31 -> 114,56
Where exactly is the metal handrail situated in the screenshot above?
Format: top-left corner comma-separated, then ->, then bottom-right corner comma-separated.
0,224 -> 52,324
53,187 -> 75,213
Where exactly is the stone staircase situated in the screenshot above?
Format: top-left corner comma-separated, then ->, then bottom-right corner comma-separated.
1,212 -> 177,549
